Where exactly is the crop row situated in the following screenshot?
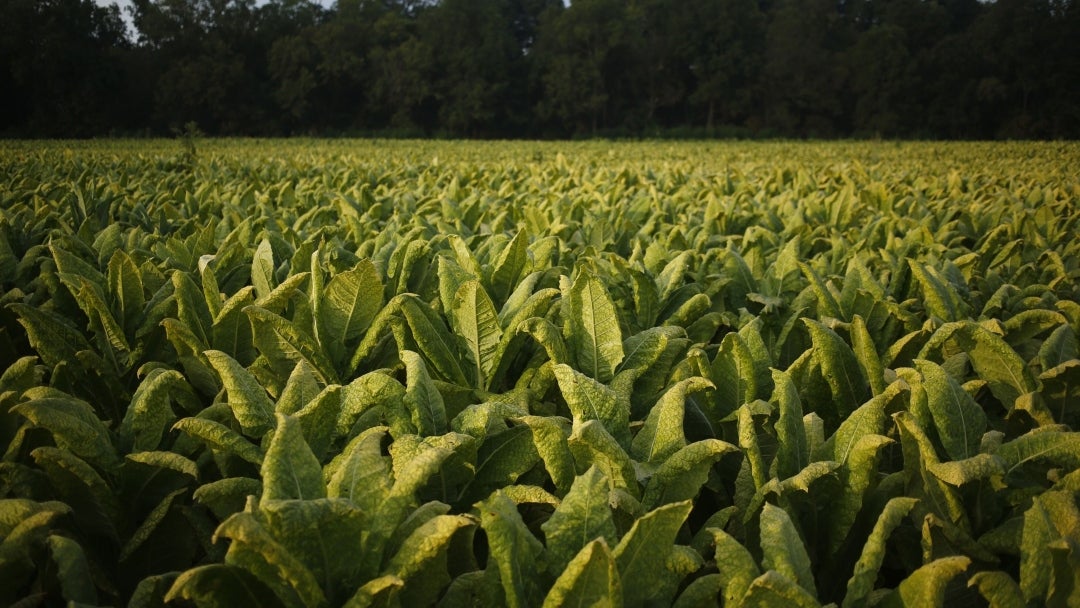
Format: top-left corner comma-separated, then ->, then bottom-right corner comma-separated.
0,141 -> 1078,607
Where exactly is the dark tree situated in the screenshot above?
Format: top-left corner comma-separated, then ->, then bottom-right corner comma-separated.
2,0 -> 1079,138
0,0 -> 131,136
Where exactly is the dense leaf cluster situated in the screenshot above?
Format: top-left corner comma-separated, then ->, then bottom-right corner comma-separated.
2,0 -> 1080,138
1,140 -> 1080,606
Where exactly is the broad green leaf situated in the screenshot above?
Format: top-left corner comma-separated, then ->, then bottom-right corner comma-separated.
293,385 -> 341,461
908,260 -> 962,322
500,485 -> 560,506
521,317 -> 570,366
29,447 -> 118,542
1040,360 -> 1080,426
566,271 -> 624,383
739,317 -> 774,392
772,369 -> 808,480
827,434 -> 894,556
122,450 -> 199,504
252,238 -> 276,301
212,286 -> 256,364
663,292 -> 712,329
206,350 -> 275,437
447,234 -> 483,279
164,564 -> 286,608
338,371 -> 406,438
617,326 -> 689,418
258,498 -> 366,604
741,570 -> 823,607
438,255 -> 475,318
194,477 -> 263,520
50,241 -> 102,285
884,555 -> 970,608
401,350 -> 448,437
173,417 -> 265,465
327,428 -> 392,512
12,396 -> 118,471
805,318 -> 870,420
568,420 -> 639,499
8,303 -> 87,368
215,511 -> 327,608
760,502 -> 817,596
916,359 -> 987,460
479,491 -> 547,608
107,249 -> 144,334
1,356 -> 44,395
612,500 -> 693,607
130,572 -> 181,608
542,465 -> 618,574
1038,324 -> 1078,371
490,287 -> 559,387
641,439 -> 739,510
383,514 -> 475,607
738,402 -> 769,491
632,377 -> 713,465
119,487 -> 187,562
672,573 -> 722,608
276,360 -> 322,416
174,270 -> 213,347
0,499 -> 70,537
842,497 -> 918,608
342,575 -> 404,608
851,315 -> 885,395
799,261 -> 843,320
518,415 -> 575,495
60,271 -> 132,355
246,305 -> 340,385
450,280 -> 503,389
708,332 -> 757,422
465,425 -> 540,502
498,268 -> 550,325
489,229 -> 528,305
0,509 -> 68,603
656,251 -> 692,305
347,295 -> 405,376
893,412 -> 968,529
398,296 -> 469,386
46,534 -> 96,604
1002,308 -> 1067,350
1046,536 -> 1080,607
555,363 -> 630,448
262,413 -> 325,501
968,571 -> 1025,608
1020,489 -> 1080,604
385,501 -> 452,565
711,528 -> 761,607
317,260 -> 382,365
200,256 -> 222,318
119,369 -> 186,451
747,461 -> 840,521
937,322 -> 1038,409
994,429 -> 1080,480
542,539 -> 622,608
822,380 -> 898,464
928,453 -> 1005,486
254,271 -> 310,314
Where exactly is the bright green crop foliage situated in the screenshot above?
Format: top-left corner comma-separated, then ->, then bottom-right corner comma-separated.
0,140 -> 1078,607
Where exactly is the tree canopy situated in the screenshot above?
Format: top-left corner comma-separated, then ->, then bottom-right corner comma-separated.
2,0 -> 1078,138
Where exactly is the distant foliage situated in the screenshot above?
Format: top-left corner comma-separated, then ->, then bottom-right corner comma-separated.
1,0 -> 1079,138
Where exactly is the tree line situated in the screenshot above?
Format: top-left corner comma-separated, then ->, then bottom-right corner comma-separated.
2,0 -> 1079,139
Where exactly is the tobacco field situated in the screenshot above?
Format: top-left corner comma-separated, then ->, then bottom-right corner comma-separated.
0,140 -> 1078,607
